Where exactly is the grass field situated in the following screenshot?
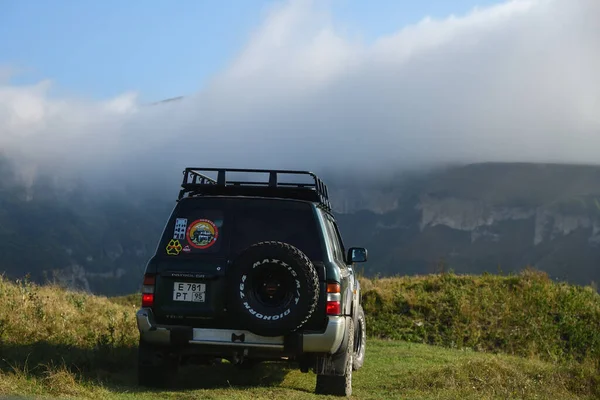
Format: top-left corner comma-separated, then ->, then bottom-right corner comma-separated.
0,272 -> 598,399
360,269 -> 600,364
1,339 -> 597,400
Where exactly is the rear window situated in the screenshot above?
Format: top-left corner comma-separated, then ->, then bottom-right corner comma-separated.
160,197 -> 324,261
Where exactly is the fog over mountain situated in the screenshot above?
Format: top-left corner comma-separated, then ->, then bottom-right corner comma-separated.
1,0 -> 599,192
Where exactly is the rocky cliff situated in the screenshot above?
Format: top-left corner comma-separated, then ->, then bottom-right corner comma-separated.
419,195 -> 600,246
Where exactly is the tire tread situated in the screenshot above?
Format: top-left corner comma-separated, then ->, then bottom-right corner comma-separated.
230,241 -> 320,336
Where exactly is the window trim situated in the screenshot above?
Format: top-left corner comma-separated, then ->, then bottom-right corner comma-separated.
330,218 -> 347,264
324,214 -> 345,263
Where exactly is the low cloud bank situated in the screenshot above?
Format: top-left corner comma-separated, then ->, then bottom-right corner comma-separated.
1,0 -> 598,192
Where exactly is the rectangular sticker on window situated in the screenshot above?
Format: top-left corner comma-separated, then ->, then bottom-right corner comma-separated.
173,218 -> 187,240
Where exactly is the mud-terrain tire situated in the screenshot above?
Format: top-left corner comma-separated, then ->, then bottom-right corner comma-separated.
137,340 -> 179,388
227,241 -> 320,337
352,304 -> 366,371
315,317 -> 354,397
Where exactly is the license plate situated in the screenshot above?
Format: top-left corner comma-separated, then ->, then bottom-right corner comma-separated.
173,282 -> 206,302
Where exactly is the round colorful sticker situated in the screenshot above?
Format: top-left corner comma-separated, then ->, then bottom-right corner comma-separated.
187,219 -> 219,249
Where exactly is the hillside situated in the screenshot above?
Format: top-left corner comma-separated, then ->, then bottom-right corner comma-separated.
335,162 -> 600,286
0,271 -> 598,399
0,159 -> 172,295
3,160 -> 600,293
360,269 -> 600,364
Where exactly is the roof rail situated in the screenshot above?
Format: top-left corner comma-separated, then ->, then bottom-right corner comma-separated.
178,167 -> 332,211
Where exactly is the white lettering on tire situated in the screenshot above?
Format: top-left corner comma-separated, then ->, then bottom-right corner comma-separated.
243,301 -> 292,320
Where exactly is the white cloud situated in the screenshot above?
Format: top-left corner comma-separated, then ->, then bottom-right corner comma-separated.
0,0 -> 599,190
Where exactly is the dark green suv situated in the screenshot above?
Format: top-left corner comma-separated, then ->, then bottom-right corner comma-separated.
136,168 -> 368,397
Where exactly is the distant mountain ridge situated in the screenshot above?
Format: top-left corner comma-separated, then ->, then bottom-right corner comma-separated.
1,160 -> 600,294
336,163 -> 600,286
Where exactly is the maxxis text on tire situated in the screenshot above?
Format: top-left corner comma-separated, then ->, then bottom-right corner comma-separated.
227,241 -> 320,337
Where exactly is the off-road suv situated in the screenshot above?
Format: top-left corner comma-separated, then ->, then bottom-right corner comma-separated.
135,168 -> 368,397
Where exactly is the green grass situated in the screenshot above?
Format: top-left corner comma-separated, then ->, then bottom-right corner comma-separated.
1,340 -> 597,400
0,272 -> 598,399
360,269 -> 600,364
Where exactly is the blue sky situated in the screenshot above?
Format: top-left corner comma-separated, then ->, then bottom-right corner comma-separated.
1,0 -> 502,102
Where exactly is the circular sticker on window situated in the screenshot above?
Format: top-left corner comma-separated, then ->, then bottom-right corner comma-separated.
187,219 -> 219,249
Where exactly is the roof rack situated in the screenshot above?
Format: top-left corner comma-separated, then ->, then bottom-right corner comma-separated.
178,167 -> 332,211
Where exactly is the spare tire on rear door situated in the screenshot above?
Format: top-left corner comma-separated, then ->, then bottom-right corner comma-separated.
227,241 -> 320,337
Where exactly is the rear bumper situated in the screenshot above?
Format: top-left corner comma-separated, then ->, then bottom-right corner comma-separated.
136,308 -> 345,354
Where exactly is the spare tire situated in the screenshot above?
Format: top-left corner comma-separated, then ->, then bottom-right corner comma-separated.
227,241 -> 320,337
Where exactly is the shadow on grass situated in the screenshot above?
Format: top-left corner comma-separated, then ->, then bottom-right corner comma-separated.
171,362 -> 292,391
0,341 -> 293,393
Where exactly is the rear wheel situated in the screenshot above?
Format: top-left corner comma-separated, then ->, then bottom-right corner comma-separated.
137,340 -> 179,388
353,304 -> 366,371
227,241 -> 320,337
315,317 -> 354,397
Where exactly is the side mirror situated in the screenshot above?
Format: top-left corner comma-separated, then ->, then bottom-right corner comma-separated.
347,247 -> 368,263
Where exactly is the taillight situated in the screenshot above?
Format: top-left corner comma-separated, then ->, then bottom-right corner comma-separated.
326,301 -> 341,315
141,274 -> 155,307
326,282 -> 341,315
